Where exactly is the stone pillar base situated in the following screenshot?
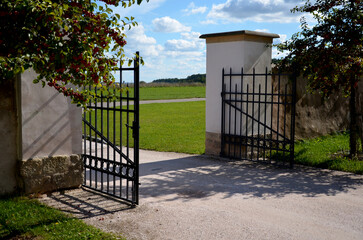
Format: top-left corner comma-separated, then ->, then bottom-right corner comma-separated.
205,132 -> 221,156
206,132 -> 250,158
19,155 -> 83,194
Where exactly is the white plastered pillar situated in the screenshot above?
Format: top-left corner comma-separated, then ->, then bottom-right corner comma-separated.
200,30 -> 279,156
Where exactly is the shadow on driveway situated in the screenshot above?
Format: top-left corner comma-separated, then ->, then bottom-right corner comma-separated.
138,154 -> 363,201
41,152 -> 363,219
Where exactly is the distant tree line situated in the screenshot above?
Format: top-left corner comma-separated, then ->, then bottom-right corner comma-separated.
152,74 -> 206,84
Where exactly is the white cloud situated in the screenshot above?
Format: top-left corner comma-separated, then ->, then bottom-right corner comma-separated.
165,39 -> 203,52
207,0 -> 302,23
272,33 -> 289,58
123,24 -> 205,82
125,24 -> 164,57
180,31 -> 202,40
182,2 -> 207,15
164,31 -> 204,52
164,50 -> 204,58
152,16 -> 191,33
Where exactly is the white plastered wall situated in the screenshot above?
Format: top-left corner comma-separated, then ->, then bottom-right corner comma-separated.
21,69 -> 82,160
205,39 -> 274,135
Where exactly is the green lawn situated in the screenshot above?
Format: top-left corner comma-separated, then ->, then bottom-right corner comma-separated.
84,101 -> 205,154
0,196 -> 124,240
139,101 -> 205,154
122,86 -> 205,100
294,132 -> 363,174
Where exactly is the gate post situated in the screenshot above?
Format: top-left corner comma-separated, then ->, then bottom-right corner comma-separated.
200,30 -> 279,156
19,69 -> 82,194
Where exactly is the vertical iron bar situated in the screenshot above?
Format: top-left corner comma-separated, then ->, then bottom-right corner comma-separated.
239,68 -> 243,160
134,51 -> 140,205
95,87 -> 98,189
283,83 -> 288,165
126,82 -> 130,200
113,86 -> 116,195
234,84 -> 237,158
276,71 -> 281,164
257,84 -> 261,161
263,68 -> 268,162
120,64 -> 123,198
88,85 -> 92,188
101,89 -> 104,191
83,86 -> 86,186
126,84 -> 130,158
290,73 -> 297,168
269,74 -> 274,163
251,68 -> 255,160
228,68 -> 232,157
220,68 -> 225,156
245,84 -> 249,160
107,87 -> 110,192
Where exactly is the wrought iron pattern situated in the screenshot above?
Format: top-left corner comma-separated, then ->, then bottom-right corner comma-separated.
221,68 -> 296,167
82,52 -> 140,205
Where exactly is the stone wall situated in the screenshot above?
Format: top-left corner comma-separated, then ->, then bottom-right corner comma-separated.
272,75 -> 363,140
294,77 -> 350,139
19,155 -> 83,194
0,69 -> 83,196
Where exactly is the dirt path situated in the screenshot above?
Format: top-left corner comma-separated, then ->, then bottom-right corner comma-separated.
40,150 -> 363,240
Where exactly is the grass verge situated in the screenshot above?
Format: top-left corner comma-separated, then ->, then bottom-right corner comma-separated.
294,132 -> 363,174
0,196 -> 124,240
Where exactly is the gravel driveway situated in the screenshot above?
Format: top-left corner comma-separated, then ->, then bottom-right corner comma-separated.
41,150 -> 363,240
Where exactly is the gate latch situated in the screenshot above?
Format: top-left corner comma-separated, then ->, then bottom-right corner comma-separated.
126,121 -> 139,139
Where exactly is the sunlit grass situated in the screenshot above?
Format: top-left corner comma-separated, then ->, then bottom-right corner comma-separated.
294,132 -> 363,174
84,101 -> 205,154
0,196 -> 125,240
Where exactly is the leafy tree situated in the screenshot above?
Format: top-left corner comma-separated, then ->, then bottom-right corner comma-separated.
276,0 -> 363,157
0,0 -> 147,106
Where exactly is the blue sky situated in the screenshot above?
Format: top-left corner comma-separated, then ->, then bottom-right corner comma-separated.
113,0 -> 308,82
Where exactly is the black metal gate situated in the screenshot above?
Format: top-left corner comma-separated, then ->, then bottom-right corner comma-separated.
221,68 -> 296,167
82,52 -> 140,205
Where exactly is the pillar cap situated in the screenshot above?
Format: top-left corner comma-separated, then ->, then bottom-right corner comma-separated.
200,30 -> 279,44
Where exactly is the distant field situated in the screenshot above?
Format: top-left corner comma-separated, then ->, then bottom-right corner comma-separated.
122,86 -> 205,100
